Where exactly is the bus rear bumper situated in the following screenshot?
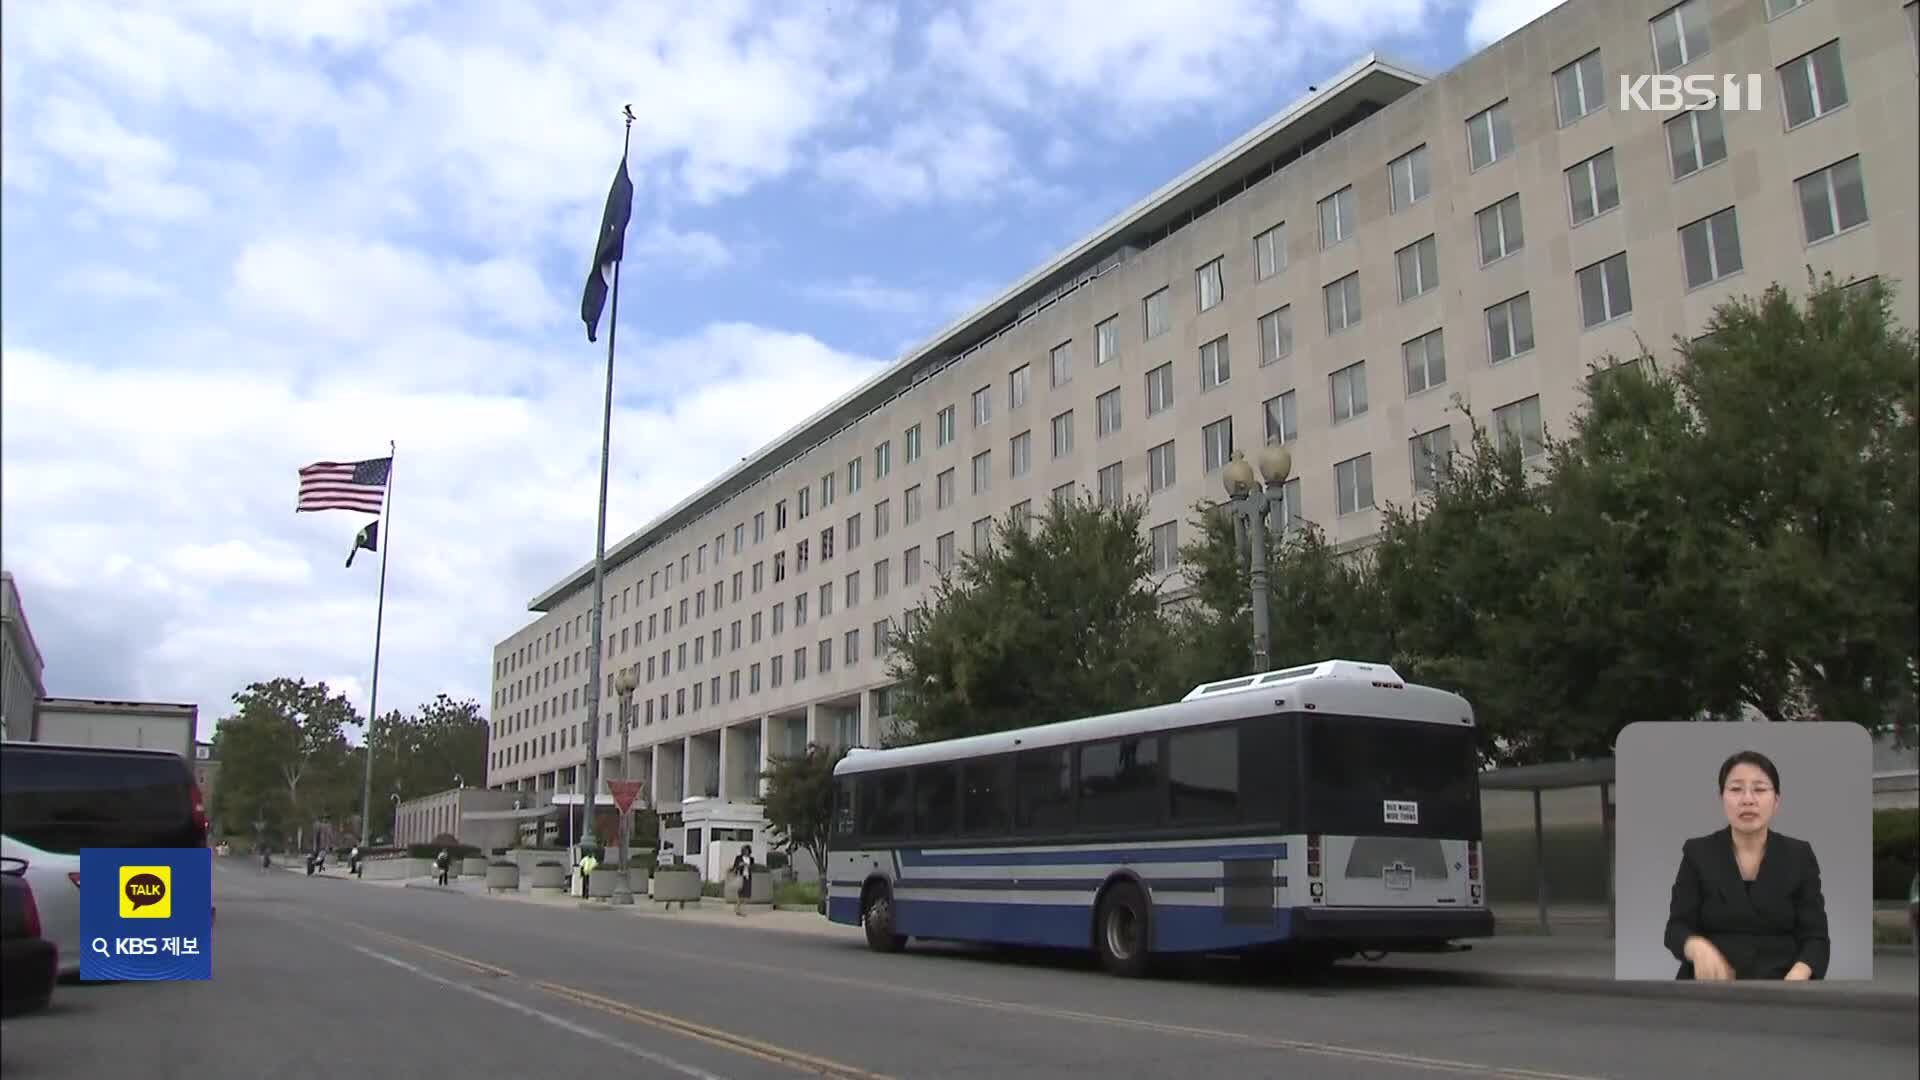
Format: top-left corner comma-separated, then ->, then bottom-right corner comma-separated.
1287,906 -> 1495,944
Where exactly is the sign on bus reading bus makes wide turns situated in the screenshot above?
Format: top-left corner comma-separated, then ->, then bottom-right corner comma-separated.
79,847 -> 212,981
1384,800 -> 1420,825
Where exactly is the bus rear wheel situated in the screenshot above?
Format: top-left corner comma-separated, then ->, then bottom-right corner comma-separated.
862,883 -> 906,953
1095,881 -> 1151,978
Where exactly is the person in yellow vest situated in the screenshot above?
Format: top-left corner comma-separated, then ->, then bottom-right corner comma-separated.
578,850 -> 599,897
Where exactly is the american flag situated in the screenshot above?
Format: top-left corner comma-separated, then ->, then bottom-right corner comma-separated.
296,457 -> 391,514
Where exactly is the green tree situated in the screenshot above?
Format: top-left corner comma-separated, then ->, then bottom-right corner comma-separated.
1668,277 -> 1919,729
759,743 -> 847,882
207,677 -> 359,845
885,493 -> 1186,744
361,695 -> 491,837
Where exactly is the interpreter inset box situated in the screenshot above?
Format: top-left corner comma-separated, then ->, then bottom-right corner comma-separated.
1613,722 -> 1871,981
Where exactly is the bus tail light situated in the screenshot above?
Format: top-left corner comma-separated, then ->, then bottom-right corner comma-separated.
1467,842 -> 1481,882
1306,834 -> 1321,879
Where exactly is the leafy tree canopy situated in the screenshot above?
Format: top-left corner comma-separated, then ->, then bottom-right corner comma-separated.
759,742 -> 847,881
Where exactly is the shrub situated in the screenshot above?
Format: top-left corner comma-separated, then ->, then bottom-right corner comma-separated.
1872,808 -> 1918,901
406,842 -> 481,860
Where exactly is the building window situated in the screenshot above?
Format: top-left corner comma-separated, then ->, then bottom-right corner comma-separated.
874,499 -> 890,538
936,405 -> 956,447
1008,430 -> 1031,478
1147,440 -> 1176,492
1395,235 -> 1438,301
1494,396 -> 1545,461
1199,336 -> 1230,391
1096,388 -> 1122,438
1149,521 -> 1179,574
873,619 -> 892,656
1143,287 -> 1170,339
1566,150 -> 1620,226
936,468 -> 955,509
1767,0 -> 1810,16
874,558 -> 890,597
1051,410 -> 1074,458
774,500 -> 788,531
904,546 -> 921,585
1577,253 -> 1634,328
1335,454 -> 1375,515
1196,257 -> 1225,312
1780,40 -> 1849,129
905,423 -> 921,462
1317,186 -> 1355,248
1258,306 -> 1292,366
875,440 -> 891,477
972,385 -> 992,427
846,513 -> 861,551
1049,341 -> 1074,388
819,582 -> 832,617
1097,462 -> 1123,506
798,487 -> 810,519
1665,108 -> 1727,180
1009,364 -> 1030,410
1388,144 -> 1429,211
847,457 -> 861,495
1680,207 -> 1744,289
1330,361 -> 1368,422
1010,501 -> 1032,533
1324,272 -> 1361,333
1410,427 -> 1453,493
1403,329 -> 1446,395
1202,417 -> 1233,473
1554,50 -> 1606,126
1052,482 -> 1074,507
972,516 -> 993,551
1797,156 -> 1869,243
1651,0 -> 1711,74
936,532 -> 956,574
1145,363 -> 1174,415
845,629 -> 860,666
971,451 -> 991,495
846,570 -> 860,607
1263,390 -> 1297,445
1254,223 -> 1287,279
1476,194 -> 1525,264
1466,100 -> 1513,171
905,484 -> 921,524
1095,316 -> 1119,365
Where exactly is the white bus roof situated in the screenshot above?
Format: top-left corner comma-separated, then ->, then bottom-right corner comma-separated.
835,660 -> 1474,777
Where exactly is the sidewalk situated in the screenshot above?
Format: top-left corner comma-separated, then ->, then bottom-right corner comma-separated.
302,862 -> 1919,1010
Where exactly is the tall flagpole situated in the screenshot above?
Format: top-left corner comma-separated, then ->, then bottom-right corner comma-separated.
581,108 -> 634,860
360,440 -> 396,846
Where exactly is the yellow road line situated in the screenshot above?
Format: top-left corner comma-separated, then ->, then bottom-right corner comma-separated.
534,981 -> 895,1080
333,919 -> 516,978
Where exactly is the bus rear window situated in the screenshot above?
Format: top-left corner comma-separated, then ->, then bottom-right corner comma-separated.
1301,715 -> 1481,839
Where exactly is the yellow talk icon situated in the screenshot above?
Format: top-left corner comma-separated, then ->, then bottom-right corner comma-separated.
119,865 -> 172,919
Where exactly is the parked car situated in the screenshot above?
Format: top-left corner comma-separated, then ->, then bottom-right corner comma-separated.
0,742 -> 213,924
2,856 -> 58,1017
0,836 -> 80,978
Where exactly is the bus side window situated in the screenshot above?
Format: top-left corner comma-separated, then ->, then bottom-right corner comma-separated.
961,757 -> 1013,836
1013,748 -> 1072,832
859,771 -> 910,838
912,765 -> 958,838
832,779 -> 857,838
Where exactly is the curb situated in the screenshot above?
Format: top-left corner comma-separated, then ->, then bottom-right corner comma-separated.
1370,965 -> 1918,1012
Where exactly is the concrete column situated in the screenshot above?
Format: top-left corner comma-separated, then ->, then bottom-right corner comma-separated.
758,716 -> 773,797
859,690 -> 876,748
681,735 -> 694,802
805,702 -> 821,748
716,726 -> 732,800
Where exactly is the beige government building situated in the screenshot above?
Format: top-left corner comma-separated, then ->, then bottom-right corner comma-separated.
486,0 -> 1920,831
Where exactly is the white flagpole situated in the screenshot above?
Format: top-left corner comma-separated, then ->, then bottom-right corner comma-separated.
359,442 -> 396,846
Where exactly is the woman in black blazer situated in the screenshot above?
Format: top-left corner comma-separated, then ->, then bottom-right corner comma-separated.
1664,750 -> 1829,981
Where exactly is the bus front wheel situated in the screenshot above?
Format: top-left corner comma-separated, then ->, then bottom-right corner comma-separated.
862,883 -> 906,953
1095,881 -> 1152,978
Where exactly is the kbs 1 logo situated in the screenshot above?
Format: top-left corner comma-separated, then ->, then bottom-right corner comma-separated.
1618,73 -> 1765,113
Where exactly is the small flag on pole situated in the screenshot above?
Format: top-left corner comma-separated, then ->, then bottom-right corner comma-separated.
346,521 -> 379,568
297,457 -> 392,515
580,151 -> 634,343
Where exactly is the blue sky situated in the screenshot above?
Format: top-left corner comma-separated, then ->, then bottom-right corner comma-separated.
0,0 -> 1560,740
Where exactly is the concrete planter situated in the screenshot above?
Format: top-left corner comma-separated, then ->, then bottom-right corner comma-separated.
461,857 -> 488,877
363,857 -> 430,882
485,862 -> 520,893
650,867 -> 702,903
724,867 -> 775,904
587,869 -> 617,899
529,861 -> 567,896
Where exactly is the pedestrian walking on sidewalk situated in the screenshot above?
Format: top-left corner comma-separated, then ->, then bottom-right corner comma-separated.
434,848 -> 451,886
578,850 -> 598,897
731,845 -> 754,917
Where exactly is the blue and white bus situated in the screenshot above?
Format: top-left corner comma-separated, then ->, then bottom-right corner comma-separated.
825,659 -> 1492,976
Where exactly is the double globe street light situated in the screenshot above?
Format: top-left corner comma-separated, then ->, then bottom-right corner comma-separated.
610,665 -> 642,906
1219,444 -> 1294,674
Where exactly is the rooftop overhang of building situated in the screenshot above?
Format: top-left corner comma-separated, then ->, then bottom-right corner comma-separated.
463,806 -> 557,822
36,697 -> 197,718
522,53 -> 1428,618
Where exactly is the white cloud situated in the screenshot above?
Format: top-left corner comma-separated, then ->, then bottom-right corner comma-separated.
59,267 -> 172,300
1465,0 -> 1567,48
31,96 -> 210,222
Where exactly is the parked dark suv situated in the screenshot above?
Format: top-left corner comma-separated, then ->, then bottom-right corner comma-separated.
0,743 -> 210,918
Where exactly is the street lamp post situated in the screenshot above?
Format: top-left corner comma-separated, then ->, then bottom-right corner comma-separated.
611,667 -> 640,905
1219,445 -> 1294,674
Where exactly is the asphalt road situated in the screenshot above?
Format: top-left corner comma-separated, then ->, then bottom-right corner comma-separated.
2,860 -> 1914,1079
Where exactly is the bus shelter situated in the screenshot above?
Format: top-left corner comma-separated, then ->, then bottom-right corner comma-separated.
1479,758 -> 1615,936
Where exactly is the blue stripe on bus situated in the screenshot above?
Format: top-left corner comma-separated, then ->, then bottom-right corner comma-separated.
896,841 -> 1286,867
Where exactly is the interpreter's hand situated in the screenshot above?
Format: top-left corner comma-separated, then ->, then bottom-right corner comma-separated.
1784,962 -> 1813,981
1684,936 -> 1734,981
